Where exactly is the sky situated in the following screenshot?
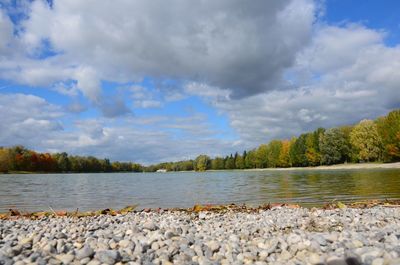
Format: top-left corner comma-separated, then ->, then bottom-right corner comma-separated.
0,0 -> 399,164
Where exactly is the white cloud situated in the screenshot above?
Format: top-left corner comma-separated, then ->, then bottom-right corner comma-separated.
0,93 -> 64,147
3,0 -> 316,101
1,2 -> 400,163
0,93 -> 241,163
74,66 -> 101,103
0,10 -> 13,53
184,82 -> 230,100
204,24 -> 400,147
134,100 -> 163,109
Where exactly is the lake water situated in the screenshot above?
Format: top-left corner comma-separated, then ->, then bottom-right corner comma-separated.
1,168 -> 400,212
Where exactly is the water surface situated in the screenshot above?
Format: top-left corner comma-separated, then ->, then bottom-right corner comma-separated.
1,168 -> 400,212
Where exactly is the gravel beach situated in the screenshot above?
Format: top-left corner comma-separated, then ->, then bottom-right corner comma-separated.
1,206 -> 399,265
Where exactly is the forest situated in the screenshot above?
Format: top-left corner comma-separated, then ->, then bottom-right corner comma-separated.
0,109 -> 399,173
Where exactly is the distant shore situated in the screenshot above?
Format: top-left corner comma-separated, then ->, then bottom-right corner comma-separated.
2,162 -> 400,174
243,162 -> 400,172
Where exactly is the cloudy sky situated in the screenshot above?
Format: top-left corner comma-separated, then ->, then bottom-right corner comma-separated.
0,0 -> 399,164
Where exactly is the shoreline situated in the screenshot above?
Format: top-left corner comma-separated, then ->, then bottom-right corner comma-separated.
1,204 -> 399,265
242,161 -> 400,172
2,162 -> 400,175
2,199 -> 399,219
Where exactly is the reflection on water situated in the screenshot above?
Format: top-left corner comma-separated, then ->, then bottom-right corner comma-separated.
0,168 -> 399,212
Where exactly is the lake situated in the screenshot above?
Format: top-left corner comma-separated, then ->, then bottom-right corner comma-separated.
1,168 -> 400,212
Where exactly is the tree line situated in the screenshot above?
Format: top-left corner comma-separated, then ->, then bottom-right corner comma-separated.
0,146 -> 143,173
152,109 -> 400,171
0,109 -> 399,173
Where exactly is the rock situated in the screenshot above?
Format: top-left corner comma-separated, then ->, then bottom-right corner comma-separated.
199,212 -> 207,220
386,258 -> 400,265
371,258 -> 384,265
361,250 -> 382,263
118,239 -> 131,248
165,230 -> 177,239
287,233 -> 301,245
42,244 -> 56,254
259,250 -> 269,260
143,221 -> 157,231
345,256 -> 361,265
327,258 -> 347,265
19,236 -> 33,245
86,260 -> 101,265
56,254 -> 75,264
309,253 -> 323,264
151,242 -> 160,250
7,246 -> 22,256
94,250 -> 121,264
80,257 -> 91,265
76,246 -> 94,260
324,233 -> 338,242
206,241 -> 220,253
56,232 -> 67,239
314,235 -> 327,246
352,240 -> 364,248
279,250 -> 292,260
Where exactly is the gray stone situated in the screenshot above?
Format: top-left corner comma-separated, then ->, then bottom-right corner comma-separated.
199,212 -> 207,220
206,241 -> 220,253
76,246 -> 94,260
42,244 -> 56,254
86,260 -> 101,265
308,253 -> 323,264
95,250 -> 121,264
143,221 -> 157,231
80,257 -> 91,264
371,258 -> 384,265
327,258 -> 347,265
56,254 -> 75,264
287,233 -> 301,245
165,230 -> 177,239
118,239 -> 131,249
56,232 -> 67,239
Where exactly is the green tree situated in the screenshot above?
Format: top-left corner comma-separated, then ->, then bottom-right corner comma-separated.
267,140 -> 282,168
235,153 -> 245,169
245,150 -> 256,168
54,152 -> 70,172
211,157 -> 225,170
194,155 -> 210,171
225,154 -> 235,170
305,129 -> 325,166
278,140 -> 291,167
319,128 -> 350,165
0,148 -> 11,172
376,110 -> 400,161
350,119 -> 382,162
255,145 -> 268,168
289,135 -> 308,167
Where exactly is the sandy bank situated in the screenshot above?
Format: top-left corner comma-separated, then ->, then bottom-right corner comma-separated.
243,162 -> 400,172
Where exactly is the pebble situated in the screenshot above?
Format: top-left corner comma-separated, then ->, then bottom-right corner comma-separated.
371,258 -> 384,265
118,239 -> 131,248
199,212 -> 207,219
76,246 -> 94,260
309,253 -> 323,264
0,207 -> 399,264
287,233 -> 301,245
143,221 -> 157,231
94,250 -> 121,264
56,254 -> 75,264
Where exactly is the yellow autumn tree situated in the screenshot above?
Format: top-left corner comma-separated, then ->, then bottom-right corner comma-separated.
350,119 -> 383,162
